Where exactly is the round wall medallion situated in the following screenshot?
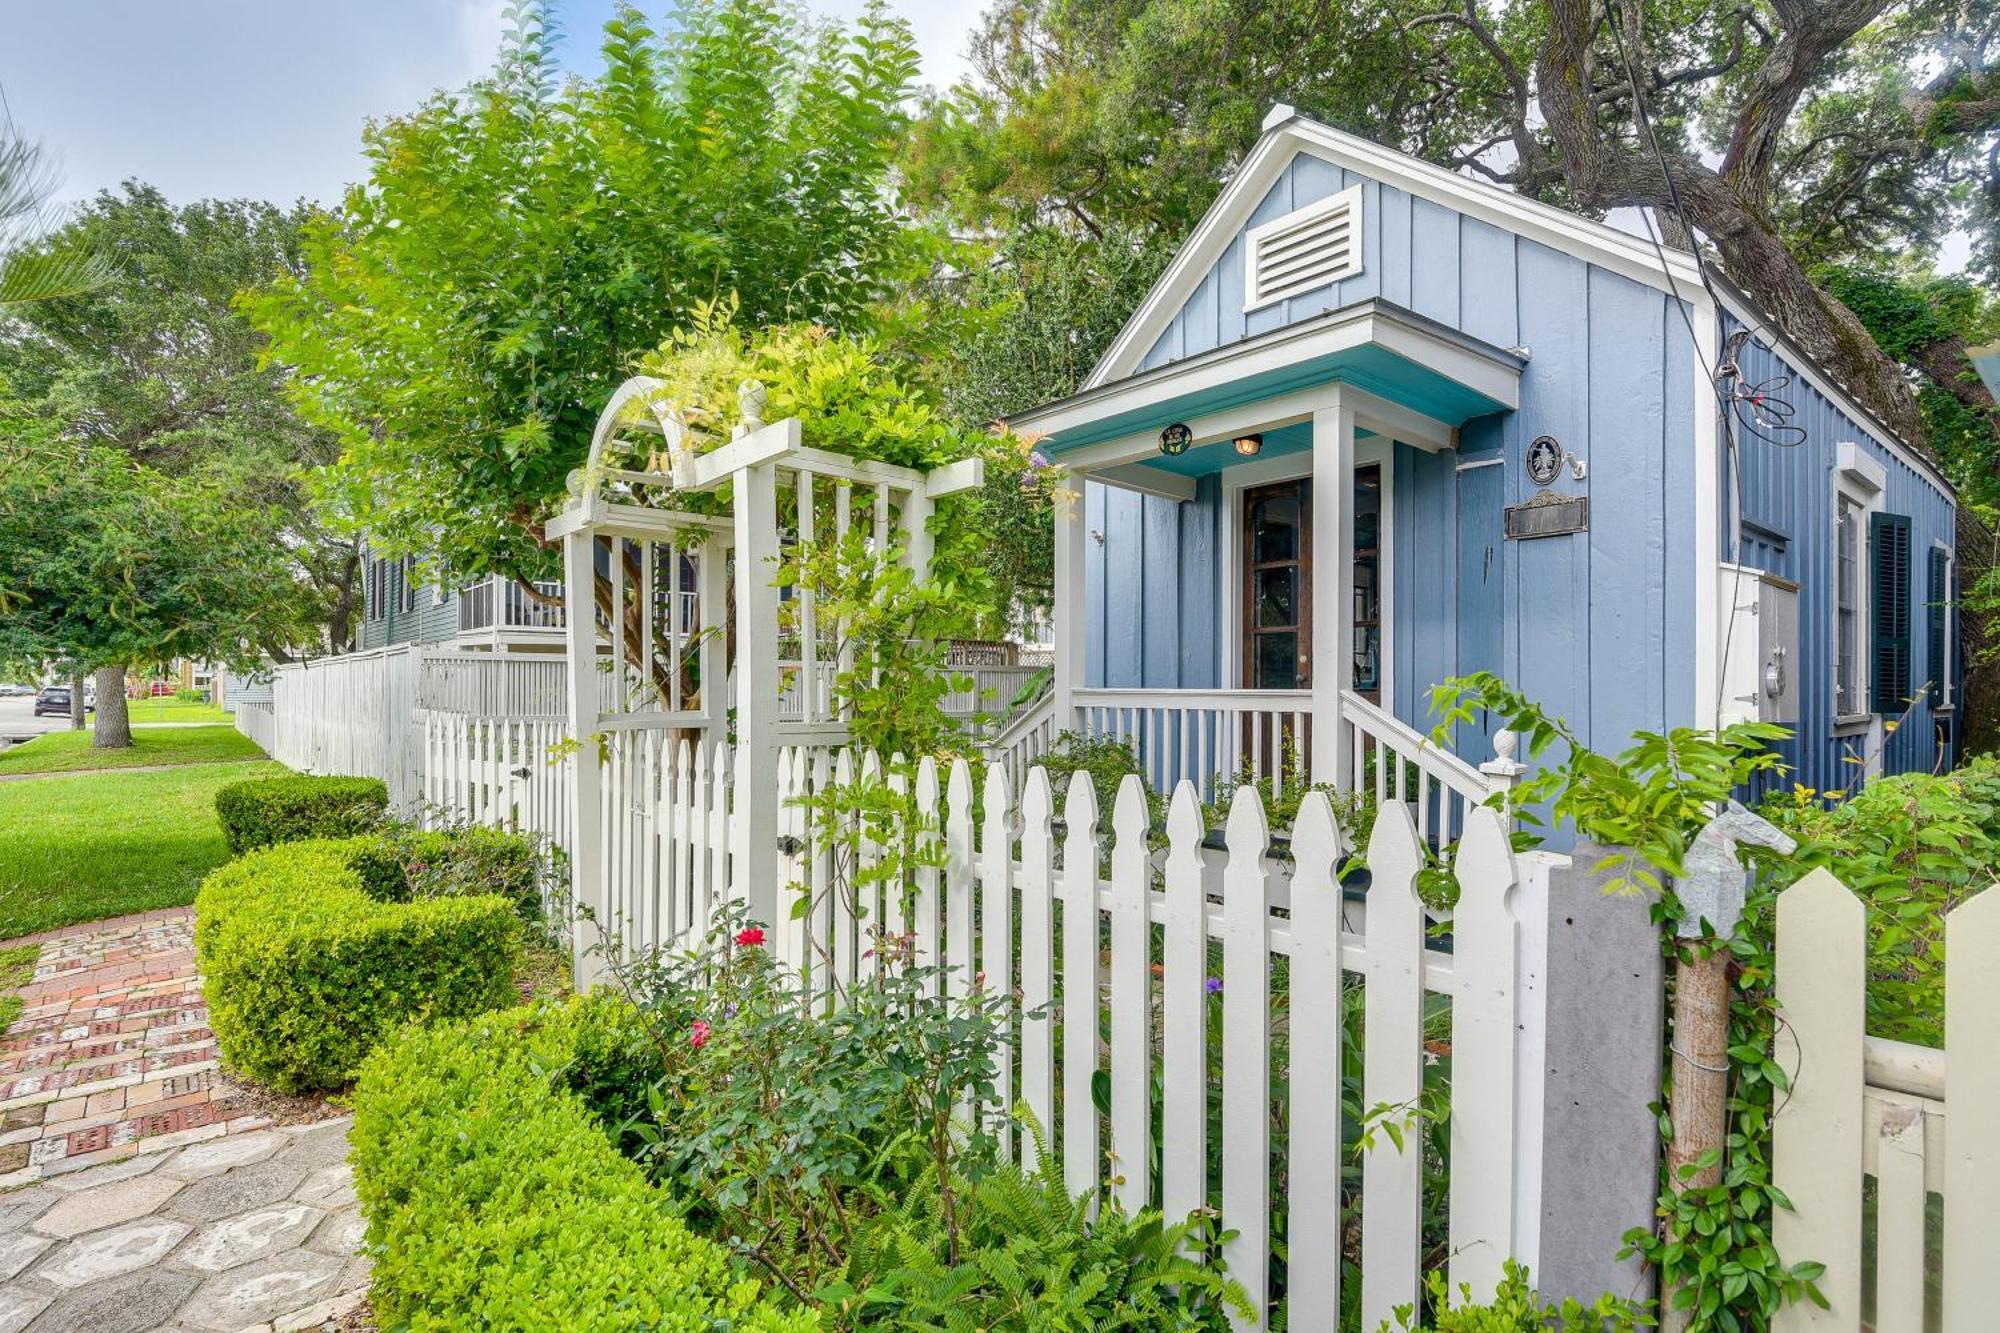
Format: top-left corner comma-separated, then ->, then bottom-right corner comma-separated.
1526,434 -> 1564,487
1158,422 -> 1193,456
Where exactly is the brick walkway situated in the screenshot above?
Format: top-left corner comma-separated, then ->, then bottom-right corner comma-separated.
0,910 -> 255,1186
0,911 -> 368,1331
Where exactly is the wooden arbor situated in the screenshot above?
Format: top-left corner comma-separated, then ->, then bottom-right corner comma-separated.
547,376 -> 983,979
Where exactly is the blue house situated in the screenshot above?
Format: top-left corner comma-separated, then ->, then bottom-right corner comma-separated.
1006,107 -> 1958,818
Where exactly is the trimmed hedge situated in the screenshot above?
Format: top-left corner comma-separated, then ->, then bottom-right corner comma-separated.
195,837 -> 520,1093
348,825 -> 544,923
352,997 -> 814,1333
213,775 -> 387,855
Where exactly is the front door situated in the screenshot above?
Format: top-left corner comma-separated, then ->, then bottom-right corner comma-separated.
1239,464 -> 1384,701
1242,480 -> 1311,689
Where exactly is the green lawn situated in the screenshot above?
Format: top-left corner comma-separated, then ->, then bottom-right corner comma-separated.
0,944 -> 38,1033
125,697 -> 228,724
0,724 -> 263,776
0,759 -> 285,940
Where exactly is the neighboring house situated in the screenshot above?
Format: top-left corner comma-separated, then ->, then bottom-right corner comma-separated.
1005,106 -> 1958,817
356,551 -> 566,655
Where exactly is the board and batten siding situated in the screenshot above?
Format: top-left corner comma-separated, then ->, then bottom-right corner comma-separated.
1087,147 -> 1701,758
1083,476 -> 1222,690
1723,311 -> 1957,796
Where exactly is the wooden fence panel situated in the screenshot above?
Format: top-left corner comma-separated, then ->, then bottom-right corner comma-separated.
1107,775 -> 1152,1214
1447,805 -> 1521,1301
1220,790 -> 1272,1326
1360,802 -> 1426,1333
1059,772 -> 1101,1200
1286,791 -> 1345,1328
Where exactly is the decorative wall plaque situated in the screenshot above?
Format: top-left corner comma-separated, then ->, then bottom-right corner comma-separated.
1504,491 -> 1589,540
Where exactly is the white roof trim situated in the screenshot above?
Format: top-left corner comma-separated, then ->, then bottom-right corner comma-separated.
1086,111 -> 1708,390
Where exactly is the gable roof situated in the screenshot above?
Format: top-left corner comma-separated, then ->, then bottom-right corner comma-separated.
1086,106 -> 1706,390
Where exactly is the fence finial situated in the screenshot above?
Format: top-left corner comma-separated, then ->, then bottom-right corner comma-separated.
735,380 -> 767,438
1479,728 -> 1529,804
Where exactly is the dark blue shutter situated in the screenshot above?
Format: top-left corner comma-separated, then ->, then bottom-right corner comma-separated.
1871,512 -> 1912,713
1927,547 -> 1947,706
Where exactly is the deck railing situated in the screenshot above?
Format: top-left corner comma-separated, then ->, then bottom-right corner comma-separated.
1028,686 -> 1519,843
456,578 -> 567,634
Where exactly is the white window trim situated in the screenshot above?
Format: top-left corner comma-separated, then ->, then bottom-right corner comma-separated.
1242,184 -> 1364,314
1934,540 -> 1956,713
1218,436 -> 1393,712
1832,450 -> 1881,734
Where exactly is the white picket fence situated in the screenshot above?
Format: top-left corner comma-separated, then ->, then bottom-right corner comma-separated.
584,743 -> 1558,1331
253,647 -> 424,808
419,713 -> 577,860
1773,871 -> 1999,1333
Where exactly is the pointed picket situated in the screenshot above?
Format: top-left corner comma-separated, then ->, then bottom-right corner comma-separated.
1944,884 -> 2000,1332
1160,782 -> 1209,1230
1285,790 -> 1345,1329
1773,869 -> 1865,1332
1220,786 -> 1271,1327
913,757 -> 942,995
832,749 -> 859,997
1360,800 -> 1425,1333
945,760 -> 975,1001
1446,804 -> 1519,1301
981,763 -> 1016,1157
1060,770 -> 1102,1200
1107,775 -> 1152,1213
1019,766 -> 1057,1142
775,748 -> 805,970
671,740 -> 692,947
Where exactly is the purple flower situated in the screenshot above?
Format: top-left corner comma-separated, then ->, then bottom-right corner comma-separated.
1028,451 -> 1051,471
723,1003 -> 739,1019
1204,976 -> 1223,996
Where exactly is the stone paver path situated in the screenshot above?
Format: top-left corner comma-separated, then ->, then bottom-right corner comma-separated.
0,912 -> 368,1332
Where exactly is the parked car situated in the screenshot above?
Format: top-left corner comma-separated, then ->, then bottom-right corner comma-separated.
33,686 -> 90,717
0,683 -> 34,697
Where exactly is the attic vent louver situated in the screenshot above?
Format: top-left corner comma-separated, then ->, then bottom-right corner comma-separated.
1244,184 -> 1363,312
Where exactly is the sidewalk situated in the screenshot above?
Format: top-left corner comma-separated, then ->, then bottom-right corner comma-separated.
0,910 -> 368,1332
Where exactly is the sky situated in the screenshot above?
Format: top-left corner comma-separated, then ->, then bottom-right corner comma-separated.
0,0 -> 983,212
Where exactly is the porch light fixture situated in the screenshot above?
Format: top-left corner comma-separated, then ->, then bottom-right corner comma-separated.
1158,422 -> 1193,456
1233,433 -> 1264,458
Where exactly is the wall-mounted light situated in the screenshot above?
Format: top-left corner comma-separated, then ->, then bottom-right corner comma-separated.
1233,433 -> 1264,458
1158,422 -> 1193,456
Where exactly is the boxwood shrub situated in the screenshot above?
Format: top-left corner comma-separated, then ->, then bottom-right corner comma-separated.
195,837 -> 520,1093
351,996 -> 813,1333
347,824 -> 544,923
213,775 -> 388,855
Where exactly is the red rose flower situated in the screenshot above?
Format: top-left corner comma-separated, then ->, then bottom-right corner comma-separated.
689,1020 -> 711,1049
735,926 -> 766,948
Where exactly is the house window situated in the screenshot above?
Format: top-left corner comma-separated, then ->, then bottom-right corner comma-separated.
365,555 -> 382,624
400,556 -> 418,615
1832,444 -> 1886,723
1834,495 -> 1863,717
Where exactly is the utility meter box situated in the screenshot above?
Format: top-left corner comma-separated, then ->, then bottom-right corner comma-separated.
1718,564 -> 1799,726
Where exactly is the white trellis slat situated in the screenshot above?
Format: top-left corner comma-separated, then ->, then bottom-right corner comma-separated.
1943,885 -> 2000,1331
979,763 -> 1015,1156
1018,768 -> 1056,1142
1107,775 -> 1151,1214
1159,785 -> 1207,1231
1220,788 -> 1272,1327
1059,771 -> 1101,1201
1286,790 -> 1345,1327
1446,805 -> 1520,1301
1360,801 -> 1426,1333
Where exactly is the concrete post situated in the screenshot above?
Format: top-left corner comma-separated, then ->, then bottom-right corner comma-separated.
1532,840 -> 1664,1308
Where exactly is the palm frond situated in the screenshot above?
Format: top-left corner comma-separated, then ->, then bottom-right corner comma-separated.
0,130 -> 111,306
0,245 -> 113,307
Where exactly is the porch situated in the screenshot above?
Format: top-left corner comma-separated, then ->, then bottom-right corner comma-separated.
1000,298 -> 1528,837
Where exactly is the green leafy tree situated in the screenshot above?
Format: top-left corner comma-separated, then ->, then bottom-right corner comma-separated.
250,0 -> 956,596
0,437 -> 314,724
0,184 -> 357,703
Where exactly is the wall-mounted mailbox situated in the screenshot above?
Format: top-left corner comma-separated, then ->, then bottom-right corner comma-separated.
1718,564 -> 1799,726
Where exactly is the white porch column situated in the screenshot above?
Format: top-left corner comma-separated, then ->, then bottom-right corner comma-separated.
1052,479 -> 1089,735
562,529 -> 608,988
1311,391 -> 1356,786
731,460 -> 782,927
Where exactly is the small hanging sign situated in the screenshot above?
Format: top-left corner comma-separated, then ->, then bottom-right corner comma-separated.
1505,491 -> 1589,540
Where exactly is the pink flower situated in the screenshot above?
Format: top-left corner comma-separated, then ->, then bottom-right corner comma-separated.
689,1020 -> 711,1050
735,927 -> 765,949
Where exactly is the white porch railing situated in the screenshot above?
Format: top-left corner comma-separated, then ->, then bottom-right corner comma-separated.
1049,686 -> 1514,843
456,577 -> 567,634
